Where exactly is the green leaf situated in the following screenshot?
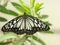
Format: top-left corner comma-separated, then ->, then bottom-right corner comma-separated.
44,21 -> 52,26
0,5 -> 19,16
35,3 -> 43,12
36,14 -> 49,19
32,35 -> 46,45
0,41 -> 12,45
0,17 -> 7,22
19,0 -> 31,14
40,15 -> 48,19
41,30 -> 54,34
30,0 -> 35,8
0,43 -> 6,45
27,39 -> 35,45
0,32 -> 18,42
14,35 -> 28,45
36,13 -> 41,18
11,2 -> 25,13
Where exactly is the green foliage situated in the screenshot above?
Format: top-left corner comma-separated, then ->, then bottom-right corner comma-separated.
32,35 -> 46,45
0,43 -> 6,45
19,0 -> 31,14
30,0 -> 35,8
39,15 -> 48,19
0,17 -> 7,22
0,32 -> 18,42
35,3 -> 43,12
36,13 -> 48,19
27,39 -> 35,45
0,41 -> 12,45
11,2 -> 25,13
44,21 -> 52,26
0,5 -> 19,16
14,35 -> 28,45
3,0 -> 9,7
41,30 -> 54,34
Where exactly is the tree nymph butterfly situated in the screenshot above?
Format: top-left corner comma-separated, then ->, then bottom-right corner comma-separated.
1,13 -> 50,35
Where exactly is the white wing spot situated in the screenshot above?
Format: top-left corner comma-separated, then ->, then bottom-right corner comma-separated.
14,21 -> 16,23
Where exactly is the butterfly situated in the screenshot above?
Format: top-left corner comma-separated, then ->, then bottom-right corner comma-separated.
1,13 -> 50,35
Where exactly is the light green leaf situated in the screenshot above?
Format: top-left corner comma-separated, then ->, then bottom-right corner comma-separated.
0,32 -> 18,42
19,0 -> 31,14
41,30 -> 54,34
32,35 -> 46,45
35,3 -> 43,12
11,2 -> 25,13
0,17 -> 7,22
44,21 -> 52,26
14,35 -> 28,45
30,0 -> 35,8
0,5 -> 19,16
27,39 -> 35,45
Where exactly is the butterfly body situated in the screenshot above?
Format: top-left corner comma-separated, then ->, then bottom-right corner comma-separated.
1,13 -> 50,35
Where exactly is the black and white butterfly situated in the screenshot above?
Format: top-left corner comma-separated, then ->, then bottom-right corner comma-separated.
1,13 -> 50,35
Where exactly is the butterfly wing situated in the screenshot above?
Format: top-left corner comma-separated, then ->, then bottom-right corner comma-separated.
1,15 -> 50,35
25,15 -> 50,34
1,16 -> 25,34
